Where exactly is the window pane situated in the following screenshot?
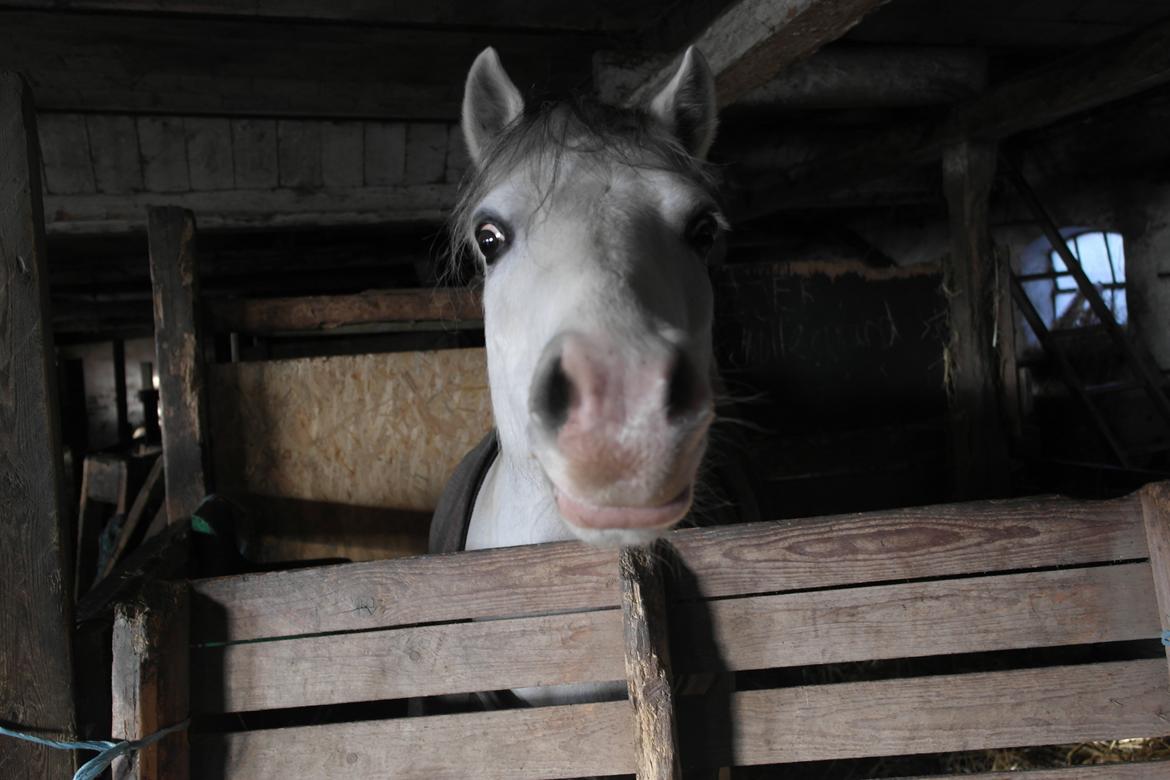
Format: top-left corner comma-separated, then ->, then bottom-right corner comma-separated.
1112,289 -> 1128,324
1055,273 -> 1076,292
1106,232 -> 1126,282
1054,290 -> 1077,322
1074,232 -> 1113,283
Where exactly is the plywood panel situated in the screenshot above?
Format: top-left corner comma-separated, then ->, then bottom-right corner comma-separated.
209,347 -> 492,512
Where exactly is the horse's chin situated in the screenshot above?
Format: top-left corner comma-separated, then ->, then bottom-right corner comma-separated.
552,484 -> 693,546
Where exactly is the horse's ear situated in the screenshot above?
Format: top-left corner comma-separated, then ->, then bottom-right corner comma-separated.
462,47 -> 525,167
648,46 -> 718,159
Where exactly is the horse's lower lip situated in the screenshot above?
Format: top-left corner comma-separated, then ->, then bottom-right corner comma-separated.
554,486 -> 693,530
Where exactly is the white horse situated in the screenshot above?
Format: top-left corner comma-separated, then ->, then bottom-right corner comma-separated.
432,46 -> 726,704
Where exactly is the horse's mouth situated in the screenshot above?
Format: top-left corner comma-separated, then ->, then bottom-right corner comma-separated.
554,485 -> 693,530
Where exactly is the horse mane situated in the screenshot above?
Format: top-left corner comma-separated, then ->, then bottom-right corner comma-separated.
445,96 -> 721,281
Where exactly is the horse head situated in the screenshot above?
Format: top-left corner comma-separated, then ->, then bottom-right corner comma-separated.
455,47 -> 723,545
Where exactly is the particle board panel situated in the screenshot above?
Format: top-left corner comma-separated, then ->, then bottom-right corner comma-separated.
208,347 -> 492,513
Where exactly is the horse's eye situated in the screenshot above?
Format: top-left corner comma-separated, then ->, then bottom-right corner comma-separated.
687,213 -> 721,256
475,222 -> 508,265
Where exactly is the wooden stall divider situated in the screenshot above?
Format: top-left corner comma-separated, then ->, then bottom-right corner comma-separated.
111,581 -> 190,780
620,544 -> 681,780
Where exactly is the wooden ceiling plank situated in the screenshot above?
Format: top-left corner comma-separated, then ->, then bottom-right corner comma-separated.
743,16 -> 1170,217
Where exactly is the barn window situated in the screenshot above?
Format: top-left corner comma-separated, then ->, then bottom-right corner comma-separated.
1046,231 -> 1126,327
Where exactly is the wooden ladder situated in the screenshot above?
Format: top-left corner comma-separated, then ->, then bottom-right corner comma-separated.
1004,161 -> 1170,470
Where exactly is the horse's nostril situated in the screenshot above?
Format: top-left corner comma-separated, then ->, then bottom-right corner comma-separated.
532,350 -> 573,431
666,351 -> 701,420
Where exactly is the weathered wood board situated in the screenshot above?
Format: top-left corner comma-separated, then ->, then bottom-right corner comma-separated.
209,347 -> 492,512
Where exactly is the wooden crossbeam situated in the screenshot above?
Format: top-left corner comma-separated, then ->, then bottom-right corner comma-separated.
616,0 -> 891,109
743,16 -> 1170,216
204,288 -> 483,335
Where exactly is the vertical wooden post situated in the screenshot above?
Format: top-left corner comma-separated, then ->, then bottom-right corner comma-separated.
619,545 -> 681,780
0,72 -> 78,777
942,140 -> 1009,499
111,581 -> 190,780
147,207 -> 209,523
1140,481 -> 1170,683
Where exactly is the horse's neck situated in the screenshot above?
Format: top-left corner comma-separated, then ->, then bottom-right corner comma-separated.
464,448 -> 577,550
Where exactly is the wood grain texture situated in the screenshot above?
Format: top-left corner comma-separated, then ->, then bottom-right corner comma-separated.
623,0 -> 891,108
192,562 -> 1158,713
1140,481 -> 1170,681
196,609 -> 623,712
0,70 -> 77,780
620,546 -> 681,780
942,140 -> 1008,499
676,563 -> 1161,673
685,660 -> 1170,767
904,763 -> 1170,779
204,287 -> 483,334
191,492 -> 1148,643
276,119 -> 322,189
208,348 -> 492,513
148,206 -> 209,522
403,122 -> 449,185
111,582 -> 189,780
192,700 -> 635,779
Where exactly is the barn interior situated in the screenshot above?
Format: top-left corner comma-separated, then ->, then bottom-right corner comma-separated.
4,0 -> 1170,777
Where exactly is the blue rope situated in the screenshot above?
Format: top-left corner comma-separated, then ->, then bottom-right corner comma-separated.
0,719 -> 189,780
1163,630 -> 1170,647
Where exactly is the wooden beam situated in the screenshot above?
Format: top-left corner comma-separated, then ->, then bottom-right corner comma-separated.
204,288 -> 483,335
1139,481 -> 1170,683
942,141 -> 1008,499
743,17 -> 1170,216
619,546 -> 680,780
43,184 -> 458,236
617,0 -> 891,108
111,581 -> 189,780
599,45 -> 985,109
0,71 -> 77,777
0,0 -> 665,33
0,10 -> 595,119
148,206 -> 209,523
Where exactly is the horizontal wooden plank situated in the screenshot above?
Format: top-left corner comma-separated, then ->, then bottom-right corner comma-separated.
193,660 -> 1170,777
191,492 -> 1148,643
0,10 -> 595,119
43,184 -> 457,235
195,563 -> 1159,713
687,660 -> 1170,767
904,763 -> 1170,779
196,609 -> 623,713
192,700 -> 635,779
677,562 -> 1162,673
0,1 -> 669,33
204,288 -> 483,334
